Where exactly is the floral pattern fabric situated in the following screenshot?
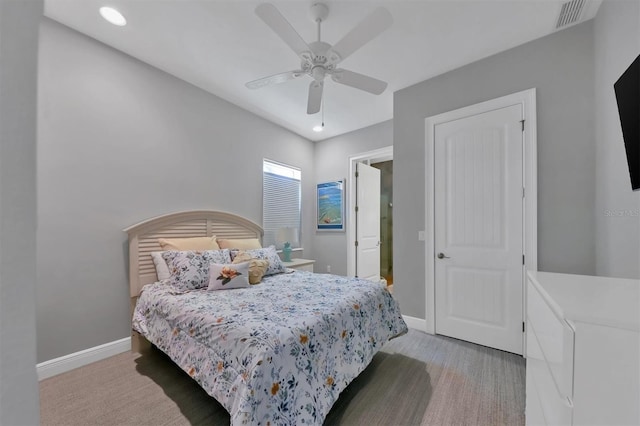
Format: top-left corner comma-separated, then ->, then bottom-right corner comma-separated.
161,249 -> 232,293
133,271 -> 408,425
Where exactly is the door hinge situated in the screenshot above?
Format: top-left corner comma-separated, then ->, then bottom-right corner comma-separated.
522,322 -> 526,333
520,119 -> 525,131
355,206 -> 359,213
522,187 -> 525,198
522,255 -> 525,265
355,240 -> 359,247
355,171 -> 359,178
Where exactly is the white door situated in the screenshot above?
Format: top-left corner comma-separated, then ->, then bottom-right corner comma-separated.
434,104 -> 523,354
356,162 -> 381,281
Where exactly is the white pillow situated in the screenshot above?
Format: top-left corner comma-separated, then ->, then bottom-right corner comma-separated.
208,262 -> 250,291
151,251 -> 171,281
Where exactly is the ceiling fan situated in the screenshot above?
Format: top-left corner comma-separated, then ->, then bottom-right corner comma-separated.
246,2 -> 393,115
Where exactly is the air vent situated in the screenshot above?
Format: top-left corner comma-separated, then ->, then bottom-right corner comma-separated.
556,0 -> 586,29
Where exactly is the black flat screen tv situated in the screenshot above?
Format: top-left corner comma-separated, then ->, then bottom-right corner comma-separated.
614,54 -> 640,191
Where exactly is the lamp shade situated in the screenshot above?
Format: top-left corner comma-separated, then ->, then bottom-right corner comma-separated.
276,227 -> 298,249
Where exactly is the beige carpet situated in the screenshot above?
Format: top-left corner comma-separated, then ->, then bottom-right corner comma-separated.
40,330 -> 525,425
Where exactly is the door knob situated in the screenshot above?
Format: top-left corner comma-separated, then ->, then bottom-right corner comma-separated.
437,252 -> 450,259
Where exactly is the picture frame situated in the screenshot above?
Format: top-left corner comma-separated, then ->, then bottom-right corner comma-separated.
316,179 -> 345,231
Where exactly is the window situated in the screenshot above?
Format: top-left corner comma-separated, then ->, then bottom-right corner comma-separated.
262,159 -> 301,249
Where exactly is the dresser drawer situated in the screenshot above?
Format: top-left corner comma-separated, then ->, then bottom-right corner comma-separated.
527,319 -> 573,425
525,271 -> 640,426
527,279 -> 575,400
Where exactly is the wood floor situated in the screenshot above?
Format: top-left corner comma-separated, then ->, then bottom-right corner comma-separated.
40,329 -> 525,425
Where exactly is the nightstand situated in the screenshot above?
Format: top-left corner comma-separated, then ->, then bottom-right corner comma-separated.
282,258 -> 315,272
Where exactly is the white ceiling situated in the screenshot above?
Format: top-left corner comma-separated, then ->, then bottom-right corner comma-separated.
44,0 -> 600,141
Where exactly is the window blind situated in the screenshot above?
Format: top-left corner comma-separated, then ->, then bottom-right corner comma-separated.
263,160 -> 301,248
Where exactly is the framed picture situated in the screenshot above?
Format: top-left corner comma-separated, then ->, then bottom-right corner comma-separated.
316,180 -> 345,231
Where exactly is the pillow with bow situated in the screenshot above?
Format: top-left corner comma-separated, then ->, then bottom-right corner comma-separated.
232,252 -> 269,284
230,245 -> 285,276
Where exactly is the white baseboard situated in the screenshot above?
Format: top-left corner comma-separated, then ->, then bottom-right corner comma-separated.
37,316 -> 426,380
37,337 -> 131,381
403,315 -> 428,332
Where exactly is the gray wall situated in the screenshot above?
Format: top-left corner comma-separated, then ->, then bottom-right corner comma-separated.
393,22 -> 596,318
313,120 -> 393,275
0,0 -> 42,423
593,0 -> 640,279
37,19 -> 315,362
37,1 -> 640,362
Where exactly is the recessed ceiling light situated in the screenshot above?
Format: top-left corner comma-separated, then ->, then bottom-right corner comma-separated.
99,7 -> 126,26
313,125 -> 324,132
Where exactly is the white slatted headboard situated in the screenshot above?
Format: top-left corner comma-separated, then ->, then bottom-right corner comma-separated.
124,210 -> 263,297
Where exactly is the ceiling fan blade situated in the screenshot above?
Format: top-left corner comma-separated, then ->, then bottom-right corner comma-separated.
327,7 -> 392,64
255,3 -> 311,60
307,81 -> 323,114
331,69 -> 387,95
246,70 -> 304,90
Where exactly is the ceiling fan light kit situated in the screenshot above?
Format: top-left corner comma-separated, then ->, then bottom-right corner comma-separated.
99,6 -> 127,26
246,2 -> 392,115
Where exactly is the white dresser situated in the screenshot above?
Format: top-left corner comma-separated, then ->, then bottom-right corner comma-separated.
526,271 -> 639,425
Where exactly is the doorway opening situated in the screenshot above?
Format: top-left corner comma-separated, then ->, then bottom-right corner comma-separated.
370,160 -> 393,288
347,146 -> 393,290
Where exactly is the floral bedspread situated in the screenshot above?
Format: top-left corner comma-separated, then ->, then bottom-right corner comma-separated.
133,271 -> 407,425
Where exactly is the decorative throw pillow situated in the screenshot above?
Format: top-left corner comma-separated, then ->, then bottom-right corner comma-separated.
232,252 -> 269,284
162,249 -> 231,292
230,245 -> 285,276
201,249 -> 232,265
217,238 -> 262,250
208,262 -> 250,291
150,251 -> 171,281
158,236 -> 220,251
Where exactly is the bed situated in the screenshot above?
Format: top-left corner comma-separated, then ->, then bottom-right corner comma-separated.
125,210 -> 407,425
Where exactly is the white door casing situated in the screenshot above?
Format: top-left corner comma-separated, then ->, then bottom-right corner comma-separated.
434,104 -> 523,354
347,146 -> 392,278
356,162 -> 381,281
425,89 -> 538,354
